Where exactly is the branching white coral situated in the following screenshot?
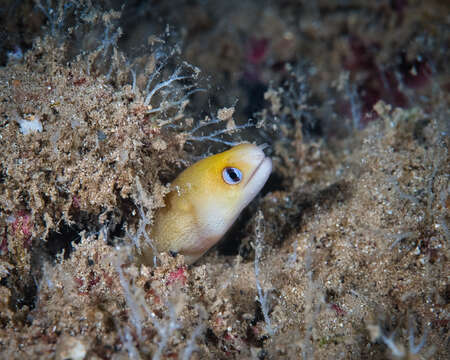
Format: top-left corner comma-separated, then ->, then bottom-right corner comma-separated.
181,323 -> 204,360
118,326 -> 141,360
144,66 -> 186,106
142,58 -> 204,120
187,116 -> 253,146
126,204 -> 158,267
36,0 -> 76,36
368,316 -> 434,359
116,259 -> 145,339
126,178 -> 162,267
116,253 -> 184,360
253,210 -> 275,336
287,239 -> 298,267
144,302 -> 181,360
180,304 -> 206,360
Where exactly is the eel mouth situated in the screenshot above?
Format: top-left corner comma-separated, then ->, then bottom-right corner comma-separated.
245,155 -> 272,187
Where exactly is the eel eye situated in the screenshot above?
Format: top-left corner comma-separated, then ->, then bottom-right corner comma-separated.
222,167 -> 242,184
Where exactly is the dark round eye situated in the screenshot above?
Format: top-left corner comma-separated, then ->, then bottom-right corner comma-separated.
222,167 -> 242,184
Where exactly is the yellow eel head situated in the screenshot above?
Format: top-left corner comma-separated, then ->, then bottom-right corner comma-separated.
146,143 -> 272,265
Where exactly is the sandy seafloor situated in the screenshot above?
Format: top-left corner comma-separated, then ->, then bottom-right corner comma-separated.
0,1 -> 448,359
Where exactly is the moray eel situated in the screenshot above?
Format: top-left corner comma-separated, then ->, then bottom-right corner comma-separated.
144,143 -> 272,265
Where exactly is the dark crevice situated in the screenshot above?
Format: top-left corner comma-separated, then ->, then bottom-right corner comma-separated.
45,223 -> 82,259
7,271 -> 38,312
